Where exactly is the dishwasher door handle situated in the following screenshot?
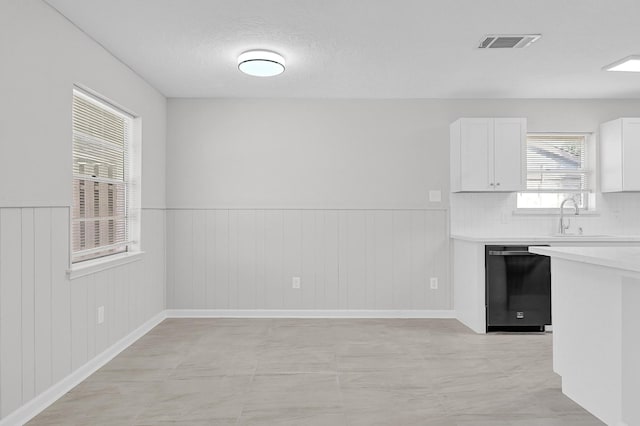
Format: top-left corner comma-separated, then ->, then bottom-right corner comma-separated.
488,250 -> 537,256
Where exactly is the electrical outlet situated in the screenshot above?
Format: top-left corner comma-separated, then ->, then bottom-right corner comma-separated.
430,277 -> 438,290
97,306 -> 105,324
292,276 -> 301,289
428,190 -> 441,202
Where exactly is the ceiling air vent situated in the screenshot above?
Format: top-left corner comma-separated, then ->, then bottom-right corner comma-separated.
478,34 -> 541,49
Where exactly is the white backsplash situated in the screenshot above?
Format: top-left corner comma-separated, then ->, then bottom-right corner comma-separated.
450,192 -> 640,237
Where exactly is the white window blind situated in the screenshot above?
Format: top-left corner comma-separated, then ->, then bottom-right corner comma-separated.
72,90 -> 132,263
517,134 -> 591,209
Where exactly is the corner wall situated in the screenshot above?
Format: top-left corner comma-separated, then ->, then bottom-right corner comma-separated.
0,1 -> 166,421
165,99 -> 458,312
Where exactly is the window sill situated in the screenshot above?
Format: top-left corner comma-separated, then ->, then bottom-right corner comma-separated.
67,251 -> 145,280
513,209 -> 600,216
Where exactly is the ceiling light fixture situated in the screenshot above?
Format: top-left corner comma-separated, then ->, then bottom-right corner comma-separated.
604,55 -> 640,72
238,50 -> 285,77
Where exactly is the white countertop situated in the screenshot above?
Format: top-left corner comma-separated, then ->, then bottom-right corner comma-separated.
451,234 -> 640,243
529,246 -> 640,273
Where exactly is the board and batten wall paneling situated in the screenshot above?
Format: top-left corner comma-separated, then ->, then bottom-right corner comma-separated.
33,209 -> 52,396
50,208 -> 71,385
0,207 -> 165,420
0,208 -> 22,417
20,209 -> 35,404
166,209 -> 449,311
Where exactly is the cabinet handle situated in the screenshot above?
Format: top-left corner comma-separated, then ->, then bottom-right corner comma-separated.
496,182 -> 501,186
489,183 -> 494,186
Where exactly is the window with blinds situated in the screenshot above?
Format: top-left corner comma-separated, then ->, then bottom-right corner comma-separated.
517,134 -> 591,209
72,90 -> 132,263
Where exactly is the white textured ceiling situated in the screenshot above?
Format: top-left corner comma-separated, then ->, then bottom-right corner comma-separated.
45,0 -> 640,98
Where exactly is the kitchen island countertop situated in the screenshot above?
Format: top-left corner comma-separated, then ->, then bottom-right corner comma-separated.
529,246 -> 640,274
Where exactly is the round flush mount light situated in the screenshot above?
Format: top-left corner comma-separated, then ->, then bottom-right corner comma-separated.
238,50 -> 285,77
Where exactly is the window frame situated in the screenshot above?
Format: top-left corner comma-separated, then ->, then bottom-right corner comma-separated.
516,132 -> 595,213
68,86 -> 142,277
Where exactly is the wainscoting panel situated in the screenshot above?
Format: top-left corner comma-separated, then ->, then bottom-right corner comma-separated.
166,209 -> 449,311
0,207 -> 165,421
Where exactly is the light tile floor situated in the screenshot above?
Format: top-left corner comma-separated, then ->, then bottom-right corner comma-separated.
29,319 -> 604,425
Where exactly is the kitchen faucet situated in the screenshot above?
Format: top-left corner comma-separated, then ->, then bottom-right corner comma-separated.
559,197 -> 579,235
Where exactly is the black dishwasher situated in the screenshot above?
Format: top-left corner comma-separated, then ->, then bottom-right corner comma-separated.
485,245 -> 551,332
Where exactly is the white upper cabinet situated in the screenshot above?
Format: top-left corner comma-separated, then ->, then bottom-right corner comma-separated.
600,118 -> 640,192
450,118 -> 526,192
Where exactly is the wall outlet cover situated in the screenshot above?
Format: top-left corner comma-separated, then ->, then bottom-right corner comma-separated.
292,276 -> 301,289
97,306 -> 105,324
429,190 -> 442,202
430,277 -> 438,290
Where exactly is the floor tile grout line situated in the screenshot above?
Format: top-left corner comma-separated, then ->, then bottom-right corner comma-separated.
235,324 -> 262,425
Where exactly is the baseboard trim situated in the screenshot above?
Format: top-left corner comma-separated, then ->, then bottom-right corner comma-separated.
165,309 -> 456,319
0,311 -> 167,426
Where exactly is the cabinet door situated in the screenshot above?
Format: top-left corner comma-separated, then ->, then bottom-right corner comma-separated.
622,118 -> 640,191
460,118 -> 493,191
493,118 -> 526,191
600,119 -> 623,192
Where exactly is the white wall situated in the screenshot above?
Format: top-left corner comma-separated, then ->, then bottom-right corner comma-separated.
0,1 -> 166,421
166,208 -> 449,311
166,99 -> 453,312
0,0 -> 166,208
167,98 -> 640,211
166,98 -> 640,313
0,208 -> 165,420
167,99 -> 449,210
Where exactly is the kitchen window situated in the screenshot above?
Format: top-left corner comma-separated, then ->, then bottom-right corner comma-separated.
71,88 -> 139,263
517,134 -> 593,210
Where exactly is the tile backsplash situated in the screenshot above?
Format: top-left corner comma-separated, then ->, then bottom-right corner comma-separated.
450,192 -> 640,236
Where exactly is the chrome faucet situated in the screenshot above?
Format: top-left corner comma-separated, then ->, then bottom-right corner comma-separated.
559,197 -> 579,234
